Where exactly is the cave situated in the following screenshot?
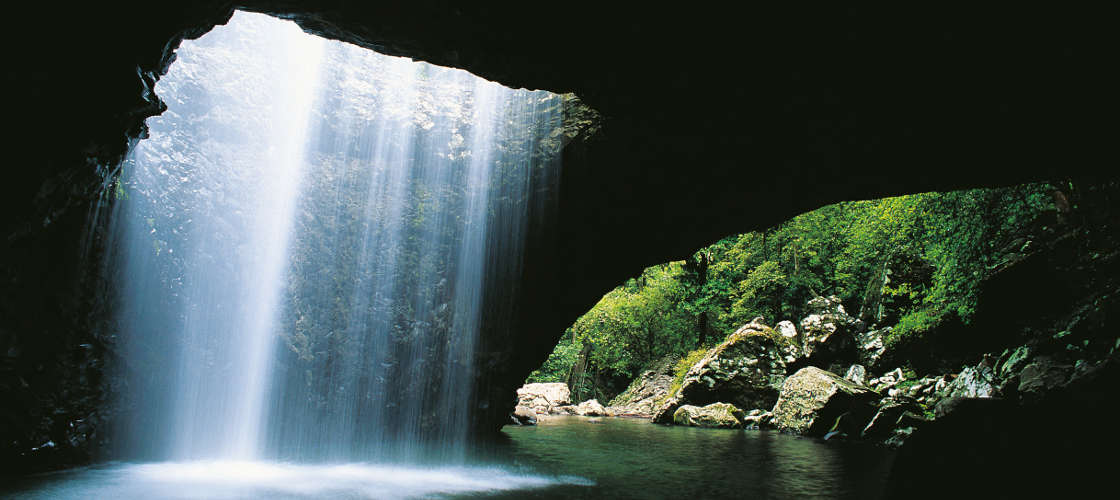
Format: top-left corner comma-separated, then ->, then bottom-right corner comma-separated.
1,2 -> 1116,498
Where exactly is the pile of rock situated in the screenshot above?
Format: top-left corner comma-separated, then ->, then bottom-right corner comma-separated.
514,292 -> 1112,450
510,382 -> 615,425
515,382 -> 570,414
642,301 -> 945,442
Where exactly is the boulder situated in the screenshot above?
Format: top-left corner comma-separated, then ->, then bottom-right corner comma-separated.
776,320 -> 799,340
515,382 -> 571,414
799,296 -> 859,363
574,399 -> 611,416
943,363 -> 996,399
510,406 -> 537,425
652,395 -> 683,424
996,345 -> 1032,379
771,366 -> 881,437
742,409 -> 774,429
855,327 -> 888,367
844,364 -> 867,385
861,396 -> 925,441
652,319 -> 791,423
672,403 -> 746,429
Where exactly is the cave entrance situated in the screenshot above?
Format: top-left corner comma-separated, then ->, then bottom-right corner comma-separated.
520,182 -> 1068,415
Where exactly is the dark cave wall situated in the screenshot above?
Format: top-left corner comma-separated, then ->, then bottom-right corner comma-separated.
1,1 -> 1116,468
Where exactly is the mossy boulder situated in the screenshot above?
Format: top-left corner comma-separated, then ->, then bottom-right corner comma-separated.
672,403 -> 746,429
653,319 -> 791,423
771,366 -> 881,437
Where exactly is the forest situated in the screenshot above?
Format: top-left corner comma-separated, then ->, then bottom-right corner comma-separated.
528,181 -> 1078,402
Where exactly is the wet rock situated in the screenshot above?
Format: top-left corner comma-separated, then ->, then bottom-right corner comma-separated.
515,382 -> 571,414
844,364 -> 867,385
550,405 -> 578,415
672,403 -> 746,429
511,406 -> 537,425
771,366 -> 881,437
861,396 -> 925,441
798,296 -> 859,363
776,320 -> 798,340
742,409 -> 774,429
944,363 -> 996,398
573,399 -> 611,416
996,345 -> 1032,379
652,320 -> 791,423
855,327 -> 888,367
870,367 -> 905,392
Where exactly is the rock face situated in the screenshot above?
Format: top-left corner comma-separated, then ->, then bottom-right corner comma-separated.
844,364 -> 867,385
855,328 -> 888,368
515,383 -> 571,414
672,403 -> 746,429
653,320 -> 790,423
943,363 -> 997,399
607,358 -> 675,416
798,296 -> 860,367
771,367 -> 881,437
861,396 -> 926,441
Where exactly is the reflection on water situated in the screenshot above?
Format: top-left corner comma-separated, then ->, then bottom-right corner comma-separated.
4,417 -> 893,499
486,416 -> 895,499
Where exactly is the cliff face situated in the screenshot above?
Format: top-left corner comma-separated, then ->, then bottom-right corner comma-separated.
1,2 -> 1115,471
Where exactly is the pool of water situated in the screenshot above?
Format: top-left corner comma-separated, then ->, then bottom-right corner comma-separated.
2,417 -> 894,499
491,416 -> 895,499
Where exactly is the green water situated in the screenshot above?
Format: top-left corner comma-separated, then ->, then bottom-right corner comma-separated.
2,416 -> 894,499
485,416 -> 895,499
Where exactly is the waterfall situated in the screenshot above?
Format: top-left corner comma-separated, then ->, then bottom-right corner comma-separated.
108,11 -> 563,463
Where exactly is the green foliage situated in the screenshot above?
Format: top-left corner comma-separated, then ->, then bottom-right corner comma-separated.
888,308 -> 949,348
526,333 -> 581,383
531,183 -> 1058,395
568,263 -> 694,381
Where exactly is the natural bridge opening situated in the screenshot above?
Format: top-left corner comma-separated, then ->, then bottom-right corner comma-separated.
511,176 -> 1120,496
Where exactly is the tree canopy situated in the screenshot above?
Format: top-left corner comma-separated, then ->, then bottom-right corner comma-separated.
528,183 -> 1060,402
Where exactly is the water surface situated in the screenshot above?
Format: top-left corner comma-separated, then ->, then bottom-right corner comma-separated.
5,417 -> 893,499
488,416 -> 895,499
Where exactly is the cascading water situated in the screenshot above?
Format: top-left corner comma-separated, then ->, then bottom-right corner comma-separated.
91,11 -> 572,496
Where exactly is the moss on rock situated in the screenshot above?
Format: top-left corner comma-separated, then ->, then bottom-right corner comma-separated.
672,402 -> 746,429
